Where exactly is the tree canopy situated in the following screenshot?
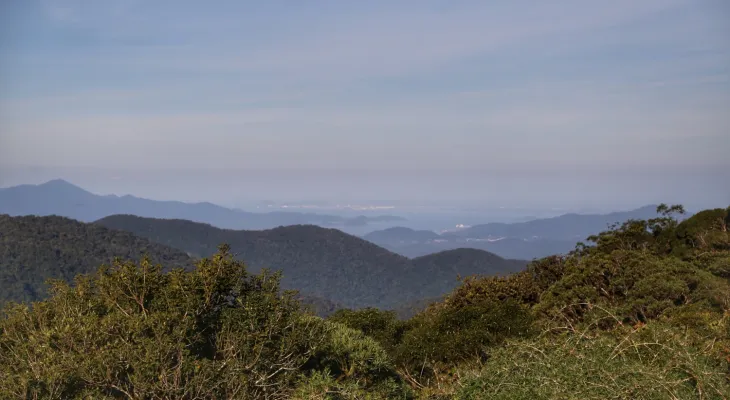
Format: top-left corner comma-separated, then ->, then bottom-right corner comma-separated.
1,205 -> 729,399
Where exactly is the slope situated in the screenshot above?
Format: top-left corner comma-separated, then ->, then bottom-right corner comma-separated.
96,215 -> 527,308
0,214 -> 192,304
412,248 -> 527,279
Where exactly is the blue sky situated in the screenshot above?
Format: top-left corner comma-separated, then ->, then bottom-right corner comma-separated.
0,0 -> 728,207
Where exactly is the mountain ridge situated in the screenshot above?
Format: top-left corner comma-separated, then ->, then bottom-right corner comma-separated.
95,214 -> 525,308
0,180 -> 405,231
0,214 -> 193,304
364,205 -> 672,259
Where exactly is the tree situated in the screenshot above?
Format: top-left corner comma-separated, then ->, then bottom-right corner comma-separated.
0,245 -> 409,399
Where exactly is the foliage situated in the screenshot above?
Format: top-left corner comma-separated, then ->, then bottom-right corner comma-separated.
96,215 -> 525,309
674,207 -> 730,256
328,308 -> 406,354
0,246 -> 409,399
536,250 -> 729,324
297,320 -> 412,399
394,299 -> 533,383
0,214 -> 191,304
330,302 -> 534,387
458,323 -> 730,400
3,204 -> 730,399
333,204 -> 730,397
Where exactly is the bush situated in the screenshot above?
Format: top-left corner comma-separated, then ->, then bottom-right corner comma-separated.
328,308 -> 406,353
394,299 -> 534,384
458,323 -> 730,400
0,246 -> 410,399
297,320 -> 412,399
536,250 -> 729,324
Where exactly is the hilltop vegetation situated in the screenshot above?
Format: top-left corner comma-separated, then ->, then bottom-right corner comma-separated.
1,204 -> 728,399
0,214 -> 191,304
0,247 -> 412,399
330,204 -> 730,398
95,215 -> 525,308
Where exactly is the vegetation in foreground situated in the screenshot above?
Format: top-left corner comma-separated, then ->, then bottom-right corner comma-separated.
1,205 -> 729,399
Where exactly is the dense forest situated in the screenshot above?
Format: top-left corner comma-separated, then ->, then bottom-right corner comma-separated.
0,205 -> 728,398
95,215 -> 526,308
0,214 -> 191,304
0,214 -> 524,312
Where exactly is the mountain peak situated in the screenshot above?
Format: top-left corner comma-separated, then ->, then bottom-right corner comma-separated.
40,179 -> 84,190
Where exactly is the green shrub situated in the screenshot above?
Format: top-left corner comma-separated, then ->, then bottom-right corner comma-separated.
328,308 -> 406,354
394,299 -> 534,384
0,246 -> 410,399
298,320 -> 412,399
458,323 -> 730,400
536,250 -> 729,324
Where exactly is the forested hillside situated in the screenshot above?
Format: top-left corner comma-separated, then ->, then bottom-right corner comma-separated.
0,214 -> 191,304
412,247 -> 525,277
1,204 -> 728,399
95,215 -> 524,308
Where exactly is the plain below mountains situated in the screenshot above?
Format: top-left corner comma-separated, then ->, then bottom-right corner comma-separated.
0,214 -> 526,310
0,179 -> 404,231
365,205 -> 668,259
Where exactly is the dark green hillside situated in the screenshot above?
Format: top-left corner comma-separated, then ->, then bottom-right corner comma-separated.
0,214 -> 191,304
96,215 -> 418,308
412,248 -> 526,278
96,215 -> 526,309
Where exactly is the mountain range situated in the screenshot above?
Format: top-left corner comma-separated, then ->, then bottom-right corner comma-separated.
0,180 -> 404,231
96,214 -> 527,308
364,205 -> 667,259
0,214 -> 526,309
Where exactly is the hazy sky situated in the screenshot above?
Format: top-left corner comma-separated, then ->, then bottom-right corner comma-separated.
0,0 -> 728,208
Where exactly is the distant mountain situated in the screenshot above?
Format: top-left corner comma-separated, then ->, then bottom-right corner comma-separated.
0,214 -> 192,304
365,206 -> 669,259
364,227 -> 441,244
96,215 -> 525,308
446,205 -> 662,241
0,180 -> 405,231
376,237 -> 578,260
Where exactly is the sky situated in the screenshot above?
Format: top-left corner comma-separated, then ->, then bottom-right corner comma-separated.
0,0 -> 728,209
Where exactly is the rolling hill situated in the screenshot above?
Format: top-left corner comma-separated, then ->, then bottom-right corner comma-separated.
412,247 -> 526,279
96,214 -> 526,308
0,214 -> 192,304
0,179 -> 404,231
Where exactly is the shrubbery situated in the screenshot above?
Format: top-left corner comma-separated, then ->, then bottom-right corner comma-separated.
0,245 -> 409,399
1,204 -> 729,399
332,205 -> 730,398
458,323 -> 730,400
